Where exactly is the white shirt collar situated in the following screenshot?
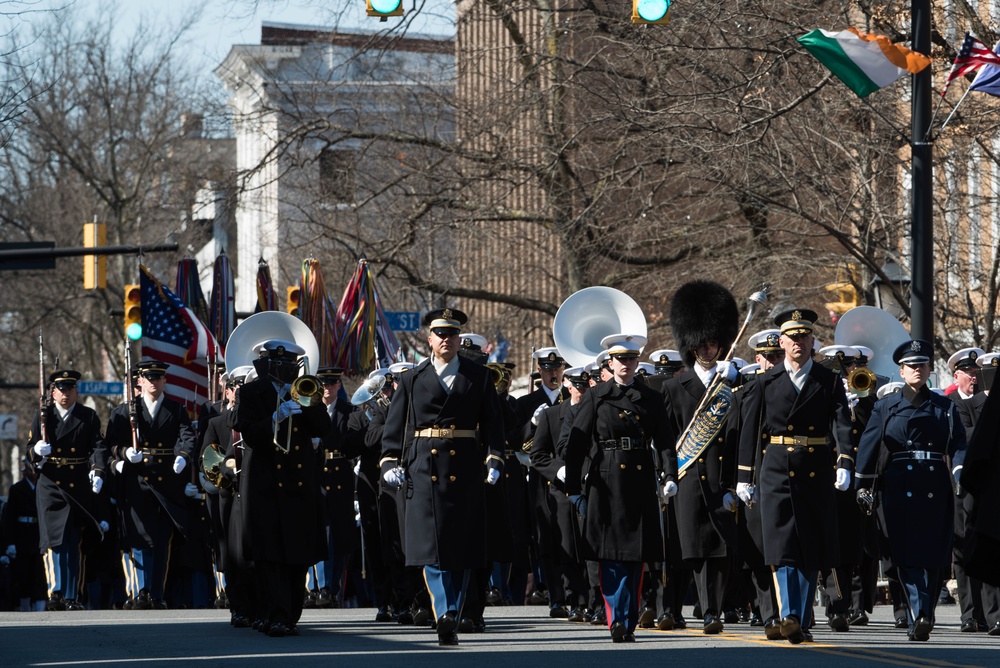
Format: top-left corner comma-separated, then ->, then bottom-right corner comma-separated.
783,358 -> 813,392
542,384 -> 561,404
143,394 -> 164,419
55,402 -> 75,420
693,364 -> 715,388
432,355 -> 460,392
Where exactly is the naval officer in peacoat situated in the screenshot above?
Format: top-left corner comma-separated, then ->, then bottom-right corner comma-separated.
380,308 -> 505,646
736,309 -> 854,644
565,333 -> 675,643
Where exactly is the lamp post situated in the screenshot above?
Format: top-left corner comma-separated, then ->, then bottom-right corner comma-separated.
871,259 -> 911,320
910,0 -> 933,341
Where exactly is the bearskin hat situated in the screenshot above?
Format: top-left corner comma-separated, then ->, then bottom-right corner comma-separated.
669,280 -> 740,369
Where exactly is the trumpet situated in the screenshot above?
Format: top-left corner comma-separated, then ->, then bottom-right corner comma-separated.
275,374 -> 323,453
847,367 -> 877,398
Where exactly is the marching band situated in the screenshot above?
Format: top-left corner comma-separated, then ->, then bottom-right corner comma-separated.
4,283 -> 996,649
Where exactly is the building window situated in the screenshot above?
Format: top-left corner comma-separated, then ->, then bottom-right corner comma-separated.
319,149 -> 356,204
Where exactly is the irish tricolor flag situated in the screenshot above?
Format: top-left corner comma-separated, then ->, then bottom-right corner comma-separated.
798,28 -> 933,98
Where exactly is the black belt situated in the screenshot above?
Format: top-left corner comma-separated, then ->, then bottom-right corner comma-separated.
892,451 -> 944,462
600,437 -> 644,451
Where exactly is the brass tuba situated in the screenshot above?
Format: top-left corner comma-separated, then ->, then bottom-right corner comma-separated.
201,442 -> 231,490
486,362 -> 511,395
351,373 -> 388,408
224,311 -> 322,453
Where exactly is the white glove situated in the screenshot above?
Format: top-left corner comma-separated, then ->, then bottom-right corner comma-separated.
125,447 -> 143,464
383,466 -> 405,489
184,482 -> 199,498
0,555 -> 8,566
354,500 -> 360,513
33,440 -> 52,456
530,403 -> 549,426
173,456 -> 187,474
274,399 -> 302,423
722,492 -> 738,512
846,392 -> 859,410
91,476 -> 103,494
660,480 -> 678,502
353,460 -> 361,476
114,460 -> 125,474
716,360 -> 738,384
736,482 -> 757,505
486,468 -> 501,485
515,451 -> 532,468
5,545 -> 15,559
834,467 -> 851,491
556,465 -> 566,483
98,520 -> 110,533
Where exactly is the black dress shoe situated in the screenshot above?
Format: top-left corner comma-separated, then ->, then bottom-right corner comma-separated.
472,617 -> 486,633
749,613 -> 763,627
303,591 -> 317,608
568,607 -> 588,623
724,610 -> 740,624
458,617 -> 475,633
528,590 -> 549,605
486,588 -> 503,606
780,616 -> 804,644
412,607 -> 431,626
739,609 -> 751,623
703,615 -> 724,634
912,616 -> 932,641
231,613 -> 250,628
847,610 -> 869,626
315,588 -> 333,608
266,622 -> 287,637
438,631 -> 459,646
802,630 -> 814,642
655,612 -> 675,630
623,633 -> 636,642
133,590 -> 153,611
828,613 -> 849,632
549,604 -> 569,619
961,618 -> 979,632
894,615 -> 908,629
64,599 -> 85,611
610,621 -> 627,643
673,615 -> 687,630
989,621 -> 1000,636
396,609 -> 414,625
375,607 -> 393,622
979,621 -> 990,632
287,626 -> 300,636
436,611 -> 457,635
638,606 -> 656,628
590,609 -> 607,626
46,591 -> 66,612
693,605 -> 703,619
763,617 -> 782,640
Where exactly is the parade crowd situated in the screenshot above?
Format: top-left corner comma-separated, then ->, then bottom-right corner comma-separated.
1,280 -> 995,647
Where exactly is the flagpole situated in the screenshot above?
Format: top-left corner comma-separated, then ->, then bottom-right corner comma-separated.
910,0 -> 933,343
936,85 -> 974,138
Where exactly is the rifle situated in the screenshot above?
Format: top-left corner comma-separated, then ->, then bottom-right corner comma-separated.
124,340 -> 141,452
37,329 -> 52,445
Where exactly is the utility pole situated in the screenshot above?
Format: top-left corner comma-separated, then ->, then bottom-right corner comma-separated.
910,0 -> 933,342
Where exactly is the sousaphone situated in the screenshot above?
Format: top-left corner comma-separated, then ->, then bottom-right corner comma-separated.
552,287 -> 648,368
834,305 -> 910,383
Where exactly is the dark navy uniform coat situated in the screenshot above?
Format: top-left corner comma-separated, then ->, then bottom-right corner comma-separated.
661,370 -> 738,560
565,380 -> 675,563
737,362 -> 853,570
105,397 -> 195,549
855,387 -> 966,569
28,404 -> 105,549
380,357 -> 505,570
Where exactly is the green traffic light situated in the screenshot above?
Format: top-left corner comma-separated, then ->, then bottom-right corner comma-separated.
637,0 -> 669,21
370,0 -> 401,13
126,323 -> 143,341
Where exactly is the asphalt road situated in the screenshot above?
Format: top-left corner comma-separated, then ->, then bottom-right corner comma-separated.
0,602 -> 996,667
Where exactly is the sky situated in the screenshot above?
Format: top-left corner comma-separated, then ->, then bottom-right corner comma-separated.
19,0 -> 456,82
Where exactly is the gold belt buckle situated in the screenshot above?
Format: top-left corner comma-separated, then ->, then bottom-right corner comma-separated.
439,428 -> 452,438
793,435 -> 808,447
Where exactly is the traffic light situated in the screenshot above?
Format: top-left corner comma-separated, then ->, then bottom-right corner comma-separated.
367,0 -> 403,21
632,0 -> 670,24
824,281 -> 858,319
124,284 -> 142,340
286,285 -> 301,317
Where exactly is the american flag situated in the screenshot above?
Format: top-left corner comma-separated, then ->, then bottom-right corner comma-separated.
140,265 -> 219,411
942,32 -> 1000,96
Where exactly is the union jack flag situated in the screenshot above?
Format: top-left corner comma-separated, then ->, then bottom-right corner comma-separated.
140,265 -> 219,411
942,32 -> 1000,96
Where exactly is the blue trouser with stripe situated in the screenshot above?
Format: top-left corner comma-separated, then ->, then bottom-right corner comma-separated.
772,565 -> 818,628
423,565 -> 469,621
600,560 -> 643,633
46,521 -> 83,599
